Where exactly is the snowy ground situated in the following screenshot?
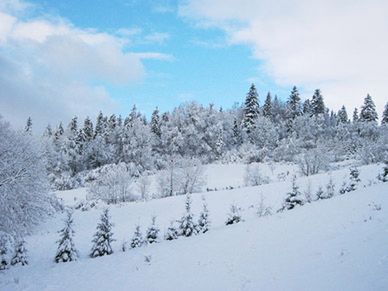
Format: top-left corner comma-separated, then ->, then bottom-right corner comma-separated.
1,163 -> 387,291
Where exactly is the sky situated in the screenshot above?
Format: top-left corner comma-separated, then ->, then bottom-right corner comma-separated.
0,0 -> 387,130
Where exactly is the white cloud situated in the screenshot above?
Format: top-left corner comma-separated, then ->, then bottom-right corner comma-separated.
0,1 -> 170,130
144,32 -> 170,44
180,0 -> 388,113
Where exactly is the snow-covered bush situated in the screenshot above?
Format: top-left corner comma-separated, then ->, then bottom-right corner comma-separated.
0,231 -> 14,270
244,163 -> 270,186
297,147 -> 329,176
137,173 -> 151,200
256,195 -> 272,217
145,217 -> 160,244
225,204 -> 242,225
0,117 -> 56,237
11,239 -> 28,266
130,226 -> 144,249
178,194 -> 198,237
55,211 -> 78,263
90,208 -> 114,258
165,222 -> 179,240
279,176 -> 304,211
197,197 -> 210,233
88,163 -> 135,204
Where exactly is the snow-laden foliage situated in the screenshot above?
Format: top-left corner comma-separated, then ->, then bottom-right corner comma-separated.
0,231 -> 14,270
244,163 -> 270,186
55,211 -> 78,263
0,117 -> 56,237
178,194 -> 198,237
10,239 -> 28,266
279,176 -> 304,211
90,209 -> 114,258
225,204 -> 242,225
165,222 -> 179,241
145,217 -> 160,244
129,226 -> 144,249
197,197 -> 210,233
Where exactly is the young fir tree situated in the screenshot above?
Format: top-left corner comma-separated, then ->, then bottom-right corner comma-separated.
164,221 -> 179,241
352,108 -> 359,123
311,89 -> 325,116
11,240 -> 28,266
280,176 -> 304,211
338,105 -> 349,123
347,166 -> 361,192
0,237 -> 11,270
55,211 -> 78,263
325,177 -> 335,199
25,117 -> 32,134
360,94 -> 378,123
90,208 -> 114,258
263,92 -> 273,118
178,194 -> 198,237
315,186 -> 325,200
225,204 -> 242,225
145,217 -> 160,244
382,102 -> 388,125
380,161 -> 388,182
151,107 -> 161,137
242,84 -> 260,134
130,225 -> 144,248
197,197 -> 210,233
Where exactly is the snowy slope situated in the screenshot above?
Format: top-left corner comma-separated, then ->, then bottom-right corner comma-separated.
1,164 -> 387,291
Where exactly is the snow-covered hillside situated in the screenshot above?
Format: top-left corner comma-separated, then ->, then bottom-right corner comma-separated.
1,163 -> 387,291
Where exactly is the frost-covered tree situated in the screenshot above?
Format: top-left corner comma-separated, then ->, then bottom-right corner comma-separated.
137,173 -> 151,201
325,177 -> 335,199
11,239 -> 28,266
0,116 -> 55,237
263,92 -> 273,118
338,106 -> 349,123
297,148 -> 328,176
55,211 -> 78,263
225,204 -> 242,225
382,103 -> 388,125
303,99 -> 313,116
164,222 -> 179,241
90,208 -> 114,258
347,166 -> 361,191
151,107 -> 161,137
244,163 -> 269,186
352,108 -> 359,123
279,176 -> 304,211
360,94 -> 378,123
311,89 -> 325,116
315,186 -> 325,200
145,217 -> 160,244
287,86 -> 302,120
0,232 -> 13,270
178,194 -> 198,237
25,117 -> 32,134
243,84 -> 260,134
130,226 -> 144,248
197,197 -> 210,233
232,119 -> 243,146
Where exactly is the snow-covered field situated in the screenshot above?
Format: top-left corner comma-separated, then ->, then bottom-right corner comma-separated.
1,163 -> 387,291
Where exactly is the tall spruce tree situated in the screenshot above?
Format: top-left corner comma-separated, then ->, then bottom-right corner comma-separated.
243,84 -> 260,133
311,89 -> 325,116
338,105 -> 349,123
287,86 -> 302,120
263,92 -> 273,118
381,102 -> 388,125
151,107 -> 161,137
303,99 -> 313,116
90,208 -> 114,258
55,211 -> 78,263
360,94 -> 378,122
352,108 -> 359,123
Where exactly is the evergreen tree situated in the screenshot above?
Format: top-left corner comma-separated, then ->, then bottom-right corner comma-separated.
164,222 -> 179,241
360,94 -> 378,122
242,84 -> 260,133
337,105 -> 349,123
352,108 -> 359,123
130,225 -> 144,248
311,89 -> 325,116
232,119 -> 242,146
197,197 -> 210,233
90,208 -> 114,258
54,122 -> 64,140
287,86 -> 302,120
215,126 -> 224,158
68,116 -> 78,135
263,92 -> 273,118
145,216 -> 160,244
94,111 -> 105,137
25,117 -> 32,134
325,177 -> 335,199
151,107 -> 161,137
280,176 -> 304,211
11,240 -> 28,266
303,99 -> 313,116
55,211 -> 78,263
43,124 -> 53,137
382,102 -> 388,125
347,166 -> 361,192
82,117 -> 94,142
225,204 -> 242,225
178,194 -> 198,237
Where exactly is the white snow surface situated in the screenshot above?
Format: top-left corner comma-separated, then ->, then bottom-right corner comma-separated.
1,163 -> 387,291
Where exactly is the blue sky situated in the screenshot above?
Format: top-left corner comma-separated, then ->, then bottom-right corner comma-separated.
0,0 -> 387,129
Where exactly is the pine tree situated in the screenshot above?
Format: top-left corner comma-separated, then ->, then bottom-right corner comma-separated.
25,117 -> 32,134
382,102 -> 388,125
130,225 -> 144,248
178,194 -> 198,237
68,116 -> 78,135
197,197 -> 210,233
90,208 -> 114,258
347,166 -> 361,192
55,211 -> 78,263
11,240 -> 28,266
94,111 -> 105,138
337,105 -> 349,123
325,177 -> 335,199
225,204 -> 242,225
232,119 -> 242,145
303,99 -> 313,116
360,94 -> 378,123
43,124 -> 53,137
215,126 -> 224,158
311,89 -> 325,116
151,107 -> 161,137
263,92 -> 273,118
145,216 -> 160,244
315,186 -> 325,200
287,86 -> 302,119
242,84 -> 260,133
352,108 -> 359,123
280,176 -> 304,211
164,222 -> 179,241
82,117 -> 94,142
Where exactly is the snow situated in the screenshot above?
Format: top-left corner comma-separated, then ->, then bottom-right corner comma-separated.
1,163 -> 387,290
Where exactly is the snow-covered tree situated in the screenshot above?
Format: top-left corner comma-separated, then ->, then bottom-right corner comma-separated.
25,117 -> 32,134
90,208 -> 114,258
197,197 -> 210,233
347,166 -> 361,191
297,148 -> 328,176
279,176 -> 304,211
352,108 -> 359,123
130,226 -> 144,248
287,86 -> 302,120
151,107 -> 161,137
263,92 -> 273,118
325,177 -> 335,199
164,222 -> 179,241
311,89 -> 325,116
0,232 -> 13,270
145,217 -> 160,244
55,211 -> 78,263
243,84 -> 260,134
315,186 -> 325,200
137,173 -> 151,201
382,102 -> 388,125
178,194 -> 198,237
10,239 -> 28,266
225,204 -> 242,225
360,94 -> 378,123
338,106 -> 349,123
244,163 -> 269,186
